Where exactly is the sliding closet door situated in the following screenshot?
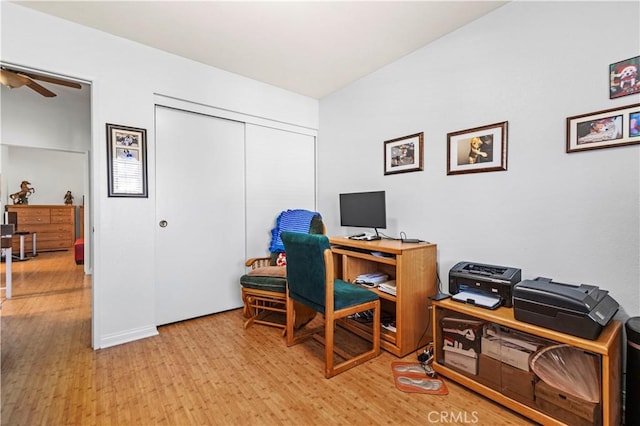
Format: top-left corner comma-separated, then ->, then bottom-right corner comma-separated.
155,106 -> 245,325
245,124 -> 316,259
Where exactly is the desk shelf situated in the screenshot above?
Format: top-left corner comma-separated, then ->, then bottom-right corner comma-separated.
330,237 -> 437,357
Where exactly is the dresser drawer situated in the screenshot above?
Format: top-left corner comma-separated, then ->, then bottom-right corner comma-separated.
50,207 -> 73,216
8,207 -> 50,217
17,224 -> 71,234
19,215 -> 51,225
39,240 -> 73,250
51,215 -> 73,224
37,231 -> 73,242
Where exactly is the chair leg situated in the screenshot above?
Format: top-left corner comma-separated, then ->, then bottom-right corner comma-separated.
241,288 -> 252,318
286,290 -> 295,346
372,300 -> 381,355
325,310 -> 335,378
325,300 -> 381,378
242,293 -> 256,329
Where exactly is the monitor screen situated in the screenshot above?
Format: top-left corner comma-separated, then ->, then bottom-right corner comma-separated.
339,191 -> 386,230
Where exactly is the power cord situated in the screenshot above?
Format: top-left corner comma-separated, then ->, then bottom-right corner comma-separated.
399,231 -> 424,243
416,301 -> 432,351
377,231 -> 394,240
412,302 -> 437,378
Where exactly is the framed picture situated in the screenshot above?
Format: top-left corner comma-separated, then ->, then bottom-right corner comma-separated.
566,103 -> 640,153
446,121 -> 508,175
384,132 -> 424,175
106,123 -> 148,197
609,56 -> 640,99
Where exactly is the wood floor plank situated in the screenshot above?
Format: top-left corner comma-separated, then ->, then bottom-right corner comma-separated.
1,251 -> 534,425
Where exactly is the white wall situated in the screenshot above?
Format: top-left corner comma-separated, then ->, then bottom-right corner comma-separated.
319,1 -> 640,318
4,146 -> 84,206
1,83 -> 90,152
1,2 -> 319,348
1,80 -> 89,207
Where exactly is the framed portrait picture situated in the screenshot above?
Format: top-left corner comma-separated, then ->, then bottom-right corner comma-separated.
610,56 -> 640,99
384,132 -> 424,175
446,121 -> 508,175
566,103 -> 640,153
106,123 -> 148,197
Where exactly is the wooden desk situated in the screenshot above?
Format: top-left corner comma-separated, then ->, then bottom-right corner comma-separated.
329,236 -> 437,357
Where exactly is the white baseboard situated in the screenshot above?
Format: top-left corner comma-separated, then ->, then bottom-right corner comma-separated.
98,325 -> 159,349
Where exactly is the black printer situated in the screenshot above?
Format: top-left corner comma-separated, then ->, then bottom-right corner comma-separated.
513,277 -> 619,340
449,261 -> 522,307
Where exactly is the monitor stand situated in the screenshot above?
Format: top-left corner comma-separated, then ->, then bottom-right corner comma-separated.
366,228 -> 382,240
348,234 -> 381,241
348,229 -> 382,241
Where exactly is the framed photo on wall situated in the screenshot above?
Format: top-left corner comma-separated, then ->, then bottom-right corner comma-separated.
106,123 -> 148,197
609,56 -> 640,99
446,121 -> 508,175
384,132 -> 424,175
566,103 -> 640,153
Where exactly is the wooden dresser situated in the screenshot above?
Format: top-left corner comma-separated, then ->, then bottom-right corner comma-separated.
5,205 -> 76,252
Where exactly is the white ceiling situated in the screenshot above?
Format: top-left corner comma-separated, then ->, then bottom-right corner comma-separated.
14,1 -> 508,99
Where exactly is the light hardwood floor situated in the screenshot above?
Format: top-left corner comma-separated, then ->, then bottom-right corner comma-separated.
1,251 -> 535,425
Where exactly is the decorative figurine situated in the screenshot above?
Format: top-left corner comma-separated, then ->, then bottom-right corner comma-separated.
9,180 -> 35,205
64,190 -> 74,205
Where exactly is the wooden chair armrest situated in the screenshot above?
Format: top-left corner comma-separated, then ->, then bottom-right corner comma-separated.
245,257 -> 271,268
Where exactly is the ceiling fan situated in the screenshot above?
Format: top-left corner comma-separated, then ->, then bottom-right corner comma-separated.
0,67 -> 81,97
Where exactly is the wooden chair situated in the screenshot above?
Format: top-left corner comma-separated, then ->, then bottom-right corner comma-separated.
240,212 -> 323,334
281,231 -> 381,378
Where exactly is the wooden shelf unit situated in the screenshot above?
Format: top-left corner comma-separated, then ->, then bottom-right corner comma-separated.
6,205 -> 76,252
432,298 -> 622,426
329,236 -> 437,357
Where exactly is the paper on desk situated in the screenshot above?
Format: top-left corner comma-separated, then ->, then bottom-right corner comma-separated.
452,290 -> 501,309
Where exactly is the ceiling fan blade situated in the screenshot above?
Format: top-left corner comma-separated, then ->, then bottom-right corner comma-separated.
0,69 -> 29,89
20,72 -> 82,89
24,79 -> 57,97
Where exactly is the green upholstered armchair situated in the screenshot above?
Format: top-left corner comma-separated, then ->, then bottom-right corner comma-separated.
240,212 -> 323,333
281,231 -> 381,378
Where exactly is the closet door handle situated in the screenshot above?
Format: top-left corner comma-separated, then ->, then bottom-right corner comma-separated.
159,220 -> 168,228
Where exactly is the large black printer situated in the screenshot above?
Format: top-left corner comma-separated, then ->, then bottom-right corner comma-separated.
513,277 -> 619,340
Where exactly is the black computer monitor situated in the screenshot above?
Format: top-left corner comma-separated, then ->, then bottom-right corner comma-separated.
339,191 -> 387,237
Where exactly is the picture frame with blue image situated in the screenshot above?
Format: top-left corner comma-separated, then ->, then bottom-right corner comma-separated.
566,103 -> 640,153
